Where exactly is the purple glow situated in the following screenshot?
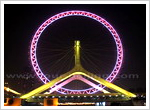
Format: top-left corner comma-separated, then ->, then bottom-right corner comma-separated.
30,10 -> 123,94
49,75 -> 107,94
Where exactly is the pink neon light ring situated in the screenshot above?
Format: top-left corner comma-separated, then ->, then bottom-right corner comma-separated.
30,10 -> 123,94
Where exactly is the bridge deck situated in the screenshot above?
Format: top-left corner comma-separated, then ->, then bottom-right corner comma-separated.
26,93 -> 132,103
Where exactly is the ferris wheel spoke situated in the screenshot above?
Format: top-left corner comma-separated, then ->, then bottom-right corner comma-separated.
84,50 -> 115,69
81,49 -> 114,75
81,56 -> 101,75
45,52 -> 73,77
82,49 -> 117,59
37,51 -> 69,59
81,47 -> 116,63
40,48 -> 73,76
81,50 -> 103,74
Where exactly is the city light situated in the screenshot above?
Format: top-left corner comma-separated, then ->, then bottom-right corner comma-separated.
4,87 -> 21,95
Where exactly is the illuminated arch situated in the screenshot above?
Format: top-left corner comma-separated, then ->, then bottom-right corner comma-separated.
20,71 -> 136,99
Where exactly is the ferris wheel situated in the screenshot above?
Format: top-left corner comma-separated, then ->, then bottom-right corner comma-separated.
30,10 -> 123,94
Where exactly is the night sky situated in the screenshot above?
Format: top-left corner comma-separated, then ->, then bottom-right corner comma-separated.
4,4 -> 146,93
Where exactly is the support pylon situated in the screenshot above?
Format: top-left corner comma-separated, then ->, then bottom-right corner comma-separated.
73,40 -> 85,71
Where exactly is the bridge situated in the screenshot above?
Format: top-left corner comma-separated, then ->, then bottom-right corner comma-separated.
19,41 -> 136,99
4,41 -> 145,106
26,93 -> 131,103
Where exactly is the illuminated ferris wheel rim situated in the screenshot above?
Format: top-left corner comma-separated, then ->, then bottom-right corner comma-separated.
30,10 -> 123,94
